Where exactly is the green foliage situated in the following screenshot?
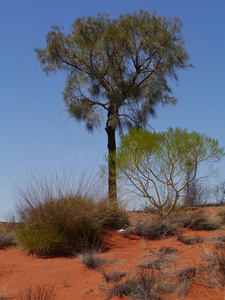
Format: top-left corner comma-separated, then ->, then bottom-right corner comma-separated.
117,127 -> 224,217
15,196 -> 103,256
15,184 -> 129,256
36,11 -> 191,133
36,11 -> 192,204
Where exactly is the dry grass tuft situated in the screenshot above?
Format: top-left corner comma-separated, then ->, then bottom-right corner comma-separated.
107,269 -> 175,300
80,252 -> 108,270
102,270 -> 125,282
125,217 -> 180,240
182,211 -> 221,231
18,284 -> 56,300
177,233 -> 204,245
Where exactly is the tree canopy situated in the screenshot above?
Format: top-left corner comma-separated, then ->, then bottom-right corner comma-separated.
36,11 -> 192,203
117,127 -> 224,217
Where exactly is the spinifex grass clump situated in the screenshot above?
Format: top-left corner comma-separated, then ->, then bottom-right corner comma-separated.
182,210 -> 221,231
127,218 -> 180,240
14,172 -> 129,256
16,196 -> 104,256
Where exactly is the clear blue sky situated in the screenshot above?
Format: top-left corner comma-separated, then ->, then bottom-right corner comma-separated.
1,0 -> 225,217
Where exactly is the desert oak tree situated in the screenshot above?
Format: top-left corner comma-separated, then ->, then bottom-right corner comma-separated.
36,11 -> 191,204
117,128 -> 224,218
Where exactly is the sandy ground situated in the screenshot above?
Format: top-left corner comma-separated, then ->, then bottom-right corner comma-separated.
1,208 -> 225,299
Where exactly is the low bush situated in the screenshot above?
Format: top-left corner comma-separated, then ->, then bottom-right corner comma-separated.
176,267 -> 198,298
80,252 -> 107,270
107,269 -> 175,300
14,172 -> 130,256
127,218 -> 180,240
177,234 -> 204,245
217,210 -> 225,224
203,250 -> 225,285
157,246 -> 178,255
182,211 -> 220,231
16,195 -> 129,256
0,228 -> 16,249
102,270 -> 125,282
139,260 -> 162,270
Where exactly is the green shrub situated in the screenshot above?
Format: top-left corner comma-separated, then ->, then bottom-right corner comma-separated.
16,195 -> 129,256
14,170 -> 130,256
16,196 -> 102,256
96,200 -> 130,229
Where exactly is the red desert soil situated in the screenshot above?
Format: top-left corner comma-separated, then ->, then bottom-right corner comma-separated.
1,208 -> 225,300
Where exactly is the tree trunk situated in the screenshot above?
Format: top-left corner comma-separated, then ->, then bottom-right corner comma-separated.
105,125 -> 117,207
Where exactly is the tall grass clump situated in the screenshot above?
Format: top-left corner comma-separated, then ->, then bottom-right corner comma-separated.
14,170 -> 129,256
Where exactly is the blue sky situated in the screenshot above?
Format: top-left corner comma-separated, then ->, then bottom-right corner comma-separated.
1,0 -> 225,217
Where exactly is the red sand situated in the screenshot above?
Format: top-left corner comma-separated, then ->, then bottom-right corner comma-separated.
1,211 -> 225,299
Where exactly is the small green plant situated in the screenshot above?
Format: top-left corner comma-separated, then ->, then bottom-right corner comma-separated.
18,284 -> 56,300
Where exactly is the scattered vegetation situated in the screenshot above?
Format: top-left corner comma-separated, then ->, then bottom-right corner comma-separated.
203,250 -> 225,286
18,284 -> 56,300
107,269 -> 174,300
176,267 -> 198,298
